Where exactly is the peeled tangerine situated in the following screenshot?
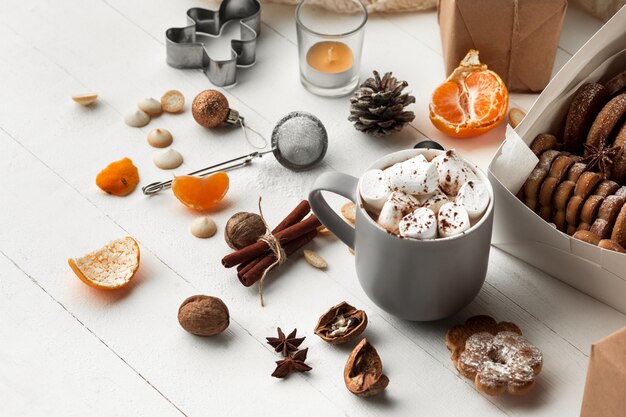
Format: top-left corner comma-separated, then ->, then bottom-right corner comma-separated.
96,158 -> 139,196
172,172 -> 229,211
68,237 -> 140,290
430,50 -> 508,138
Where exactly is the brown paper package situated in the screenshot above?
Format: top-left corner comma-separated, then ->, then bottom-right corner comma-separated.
438,0 -> 567,92
580,327 -> 626,417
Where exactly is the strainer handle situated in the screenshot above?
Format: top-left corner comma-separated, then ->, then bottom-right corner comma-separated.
309,172 -> 358,249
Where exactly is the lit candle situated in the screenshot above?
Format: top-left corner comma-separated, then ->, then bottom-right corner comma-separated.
306,41 -> 353,73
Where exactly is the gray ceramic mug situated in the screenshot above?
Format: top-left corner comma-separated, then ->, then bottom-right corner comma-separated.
309,147 -> 495,321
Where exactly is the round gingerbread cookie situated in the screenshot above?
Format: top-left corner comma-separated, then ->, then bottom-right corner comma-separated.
553,180 -> 576,210
578,222 -> 592,231
566,196 -> 585,227
594,180 -> 620,197
610,122 -> 626,184
574,172 -> 602,198
585,93 -> 626,155
590,218 -> 612,239
580,195 -> 604,225
604,69 -> 626,96
554,211 -> 567,232
537,150 -> 561,171
573,230 -> 601,245
564,83 -> 608,154
610,204 -> 626,248
539,177 -> 560,208
598,239 -> 626,253
530,134 -> 558,156
567,162 -> 588,183
523,168 -> 548,212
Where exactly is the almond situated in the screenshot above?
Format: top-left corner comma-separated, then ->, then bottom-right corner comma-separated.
304,249 -> 327,269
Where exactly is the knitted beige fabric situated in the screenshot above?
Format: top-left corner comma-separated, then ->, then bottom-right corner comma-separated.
264,0 -> 436,13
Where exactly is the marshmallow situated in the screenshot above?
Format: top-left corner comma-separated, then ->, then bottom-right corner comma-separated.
360,169 -> 392,211
377,191 -> 420,233
385,158 -> 439,196
422,188 -> 451,213
432,149 -> 469,196
438,202 -> 470,237
456,180 -> 490,219
399,207 -> 438,239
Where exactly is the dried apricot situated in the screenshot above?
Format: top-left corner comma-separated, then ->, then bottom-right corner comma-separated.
96,158 -> 139,196
172,172 -> 229,211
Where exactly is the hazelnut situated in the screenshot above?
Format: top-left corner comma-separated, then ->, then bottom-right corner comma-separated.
314,301 -> 367,344
224,212 -> 266,250
178,295 -> 229,336
344,339 -> 389,397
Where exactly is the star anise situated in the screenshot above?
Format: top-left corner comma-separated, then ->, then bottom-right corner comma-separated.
583,143 -> 621,178
271,348 -> 312,378
266,327 -> 305,357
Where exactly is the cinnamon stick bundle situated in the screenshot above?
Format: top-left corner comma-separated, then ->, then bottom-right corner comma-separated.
222,215 -> 321,268
240,230 -> 318,287
237,200 -> 311,275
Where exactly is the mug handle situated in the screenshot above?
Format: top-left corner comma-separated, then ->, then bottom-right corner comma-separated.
309,172 -> 359,249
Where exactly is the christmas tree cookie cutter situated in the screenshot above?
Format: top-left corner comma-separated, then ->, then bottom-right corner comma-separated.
165,0 -> 261,87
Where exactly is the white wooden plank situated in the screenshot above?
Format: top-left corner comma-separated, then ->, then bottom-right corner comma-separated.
0,253 -> 183,417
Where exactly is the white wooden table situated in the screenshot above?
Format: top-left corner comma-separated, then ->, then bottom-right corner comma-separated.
1,1 -> 624,416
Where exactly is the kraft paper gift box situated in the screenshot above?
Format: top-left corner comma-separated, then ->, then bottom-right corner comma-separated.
438,0 -> 567,92
488,7 -> 626,314
580,327 -> 626,417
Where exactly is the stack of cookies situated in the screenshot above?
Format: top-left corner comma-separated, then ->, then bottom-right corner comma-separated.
518,69 -> 626,253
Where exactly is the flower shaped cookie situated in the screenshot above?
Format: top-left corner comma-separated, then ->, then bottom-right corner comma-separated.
446,315 -> 543,396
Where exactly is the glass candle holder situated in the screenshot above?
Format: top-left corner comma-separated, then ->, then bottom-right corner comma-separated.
296,0 -> 367,97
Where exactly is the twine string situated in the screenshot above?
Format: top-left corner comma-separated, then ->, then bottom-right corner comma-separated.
257,196 -> 287,306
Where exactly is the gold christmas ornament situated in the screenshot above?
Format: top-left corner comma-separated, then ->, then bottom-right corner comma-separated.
191,89 -> 267,149
192,89 -> 233,128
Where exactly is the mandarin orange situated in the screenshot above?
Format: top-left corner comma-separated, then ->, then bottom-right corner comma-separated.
172,172 -> 229,211
429,50 -> 508,138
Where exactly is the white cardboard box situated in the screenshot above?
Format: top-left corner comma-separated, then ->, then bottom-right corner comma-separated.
488,6 -> 626,314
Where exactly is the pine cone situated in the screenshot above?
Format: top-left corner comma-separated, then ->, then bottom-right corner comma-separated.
349,71 -> 416,137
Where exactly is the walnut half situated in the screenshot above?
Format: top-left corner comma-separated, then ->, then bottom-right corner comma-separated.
314,301 -> 367,344
344,339 -> 389,397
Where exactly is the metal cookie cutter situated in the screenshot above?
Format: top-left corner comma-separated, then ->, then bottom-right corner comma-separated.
165,0 -> 261,87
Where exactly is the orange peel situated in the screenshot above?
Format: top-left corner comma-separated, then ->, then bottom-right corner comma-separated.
68,237 -> 140,290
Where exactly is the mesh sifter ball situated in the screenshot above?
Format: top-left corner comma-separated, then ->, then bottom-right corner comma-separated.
142,111 -> 328,195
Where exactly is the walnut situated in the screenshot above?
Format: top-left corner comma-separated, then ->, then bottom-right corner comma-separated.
224,212 -> 266,250
314,301 -> 367,344
344,339 -> 389,397
178,295 -> 229,336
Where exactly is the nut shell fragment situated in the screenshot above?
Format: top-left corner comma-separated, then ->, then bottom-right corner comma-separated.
72,93 -> 98,106
315,301 -> 367,344
178,295 -> 229,336
304,250 -> 327,269
344,339 -> 389,397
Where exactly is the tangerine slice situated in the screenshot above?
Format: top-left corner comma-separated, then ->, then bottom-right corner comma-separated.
68,236 -> 140,290
430,50 -> 508,138
172,172 -> 229,211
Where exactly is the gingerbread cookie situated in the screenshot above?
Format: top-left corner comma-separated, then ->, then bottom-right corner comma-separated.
585,93 -> 626,155
573,230 -> 601,245
530,134 -> 558,156
604,69 -> 626,96
580,194 -> 604,225
566,162 -> 588,182
564,83 -> 608,153
610,204 -> 626,248
566,172 -> 602,228
523,168 -> 548,212
599,239 -> 626,253
537,150 -> 561,171
610,122 -> 626,184
593,195 -> 626,239
594,180 -> 620,197
446,316 -> 543,396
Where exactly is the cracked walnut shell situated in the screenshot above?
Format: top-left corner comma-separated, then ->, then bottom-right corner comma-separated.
314,301 -> 367,344
344,339 -> 389,397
